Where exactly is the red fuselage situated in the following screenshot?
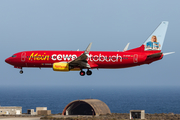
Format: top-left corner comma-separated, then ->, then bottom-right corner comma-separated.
5,46 -> 162,69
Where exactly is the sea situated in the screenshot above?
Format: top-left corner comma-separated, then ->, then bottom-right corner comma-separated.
0,86 -> 180,114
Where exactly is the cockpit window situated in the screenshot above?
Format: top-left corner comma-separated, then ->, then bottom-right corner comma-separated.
11,55 -> 16,58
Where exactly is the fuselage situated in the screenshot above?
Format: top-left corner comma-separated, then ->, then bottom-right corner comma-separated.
5,49 -> 162,69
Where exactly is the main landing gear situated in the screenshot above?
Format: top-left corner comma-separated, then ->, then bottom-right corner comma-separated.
80,69 -> 92,76
86,70 -> 92,76
80,71 -> 85,76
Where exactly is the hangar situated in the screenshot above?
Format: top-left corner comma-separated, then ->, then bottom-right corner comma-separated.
62,99 -> 111,116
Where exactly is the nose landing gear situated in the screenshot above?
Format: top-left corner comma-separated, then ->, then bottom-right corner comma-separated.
20,69 -> 23,74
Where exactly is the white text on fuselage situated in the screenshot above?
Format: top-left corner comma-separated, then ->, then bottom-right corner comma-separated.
51,54 -> 122,62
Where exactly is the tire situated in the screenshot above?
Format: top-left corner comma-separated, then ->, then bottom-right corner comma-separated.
86,70 -> 92,75
80,71 -> 85,76
20,70 -> 23,74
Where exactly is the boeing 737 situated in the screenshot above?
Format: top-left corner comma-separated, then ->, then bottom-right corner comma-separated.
5,21 -> 174,76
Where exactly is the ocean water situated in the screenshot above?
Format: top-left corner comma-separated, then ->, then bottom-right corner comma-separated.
0,86 -> 180,114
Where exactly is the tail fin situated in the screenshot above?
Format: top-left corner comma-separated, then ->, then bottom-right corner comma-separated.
144,21 -> 169,51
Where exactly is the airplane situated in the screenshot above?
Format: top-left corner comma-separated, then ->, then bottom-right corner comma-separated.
5,21 -> 174,76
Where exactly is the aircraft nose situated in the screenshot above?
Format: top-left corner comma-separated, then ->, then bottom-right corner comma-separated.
5,57 -> 11,64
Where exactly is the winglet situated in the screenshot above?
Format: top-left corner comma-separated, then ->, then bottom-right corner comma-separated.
84,43 -> 92,54
123,43 -> 130,51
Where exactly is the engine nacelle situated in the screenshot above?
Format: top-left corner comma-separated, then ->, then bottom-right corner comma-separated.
53,62 -> 70,71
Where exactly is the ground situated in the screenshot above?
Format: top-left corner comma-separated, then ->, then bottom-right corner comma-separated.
1,113 -> 180,120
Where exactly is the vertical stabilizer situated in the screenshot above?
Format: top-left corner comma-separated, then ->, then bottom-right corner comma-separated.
144,21 -> 168,51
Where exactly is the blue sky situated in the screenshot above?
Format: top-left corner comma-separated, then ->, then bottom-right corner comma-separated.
0,0 -> 179,87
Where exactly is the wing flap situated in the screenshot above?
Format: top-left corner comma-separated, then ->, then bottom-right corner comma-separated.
69,43 -> 92,68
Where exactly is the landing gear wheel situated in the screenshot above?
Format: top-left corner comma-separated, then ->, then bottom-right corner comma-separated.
20,70 -> 23,74
86,70 -> 92,76
80,71 -> 85,76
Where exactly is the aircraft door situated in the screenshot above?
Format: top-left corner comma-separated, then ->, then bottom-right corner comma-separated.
133,54 -> 138,63
21,52 -> 26,62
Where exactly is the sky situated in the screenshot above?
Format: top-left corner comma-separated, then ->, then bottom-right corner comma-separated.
0,0 -> 179,87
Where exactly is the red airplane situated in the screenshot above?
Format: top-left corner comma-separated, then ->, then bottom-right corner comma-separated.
5,21 -> 174,76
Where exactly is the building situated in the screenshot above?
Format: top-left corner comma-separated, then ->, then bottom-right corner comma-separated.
37,110 -> 51,115
130,110 -> 145,119
36,107 -> 47,113
27,109 -> 36,115
27,107 -> 48,115
0,106 -> 22,115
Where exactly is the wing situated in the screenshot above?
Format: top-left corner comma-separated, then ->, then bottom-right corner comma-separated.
69,43 -> 92,68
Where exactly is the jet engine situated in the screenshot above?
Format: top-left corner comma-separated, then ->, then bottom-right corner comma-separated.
53,62 -> 70,71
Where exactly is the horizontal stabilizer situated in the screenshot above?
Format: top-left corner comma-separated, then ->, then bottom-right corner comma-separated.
123,43 -> 130,51
147,52 -> 162,59
163,52 -> 175,56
